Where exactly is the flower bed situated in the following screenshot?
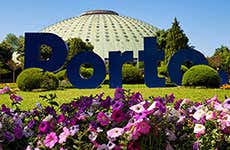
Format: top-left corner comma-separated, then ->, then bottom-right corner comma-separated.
0,87 -> 229,150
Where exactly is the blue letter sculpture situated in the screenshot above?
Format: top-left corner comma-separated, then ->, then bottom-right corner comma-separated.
139,37 -> 165,87
109,51 -> 134,88
67,52 -> 106,88
24,33 -> 68,72
167,48 -> 208,85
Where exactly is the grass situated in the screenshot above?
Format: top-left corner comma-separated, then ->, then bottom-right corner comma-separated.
0,84 -> 230,110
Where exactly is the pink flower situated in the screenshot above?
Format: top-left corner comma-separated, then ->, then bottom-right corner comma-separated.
111,109 -> 125,123
194,124 -> 205,135
59,127 -> 70,144
97,112 -> 110,126
107,128 -> 124,138
43,132 -> 58,149
205,111 -> 216,120
136,121 -> 151,135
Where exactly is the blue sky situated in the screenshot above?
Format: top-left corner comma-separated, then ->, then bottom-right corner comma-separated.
0,0 -> 229,56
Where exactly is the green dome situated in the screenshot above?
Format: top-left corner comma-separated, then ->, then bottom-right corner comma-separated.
42,10 -> 159,59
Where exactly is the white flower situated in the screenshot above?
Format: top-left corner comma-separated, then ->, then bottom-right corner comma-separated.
88,132 -> 98,141
43,114 -> 53,122
69,125 -> 79,136
193,109 -> 205,120
36,102 -> 42,110
107,127 -> 124,138
130,103 -> 145,113
194,124 -> 205,134
107,141 -> 116,150
97,144 -> 109,150
147,101 -> 158,111
25,145 -> 32,150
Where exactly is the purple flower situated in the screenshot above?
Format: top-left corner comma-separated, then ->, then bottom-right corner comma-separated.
114,88 -> 125,100
100,96 -> 111,109
4,131 -> 15,142
10,94 -> 23,103
57,114 -> 65,123
14,124 -> 23,139
97,112 -> 110,126
0,86 -> 11,94
174,99 -> 183,110
112,100 -> 124,110
159,103 -> 166,113
1,104 -> 10,113
130,92 -> 143,103
166,93 -> 175,103
45,106 -> 56,116
28,120 -> 36,129
111,109 -> 125,123
38,121 -> 50,133
223,98 -> 230,110
127,141 -> 141,150
193,141 -> 199,150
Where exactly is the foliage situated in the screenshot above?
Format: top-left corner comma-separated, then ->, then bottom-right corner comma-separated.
122,64 -> 144,84
0,87 -> 229,149
156,18 -> 190,64
55,69 -> 67,81
80,67 -> 93,79
208,45 -> 230,74
16,68 -> 58,91
39,44 -> 52,61
182,65 -> 221,88
66,38 -> 94,63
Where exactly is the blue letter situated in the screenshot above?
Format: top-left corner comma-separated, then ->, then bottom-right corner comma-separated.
24,33 -> 68,72
218,70 -> 229,86
67,52 -> 106,88
109,51 -> 134,88
139,37 -> 165,87
168,48 -> 208,85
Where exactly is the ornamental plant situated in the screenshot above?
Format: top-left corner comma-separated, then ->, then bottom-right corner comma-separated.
0,87 -> 229,150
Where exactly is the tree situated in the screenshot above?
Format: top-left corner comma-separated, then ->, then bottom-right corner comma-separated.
0,42 -> 13,81
164,18 -> 189,64
208,45 -> 230,74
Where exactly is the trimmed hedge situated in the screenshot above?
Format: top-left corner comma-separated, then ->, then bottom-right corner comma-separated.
16,68 -> 59,91
122,64 -> 143,84
182,65 -> 220,88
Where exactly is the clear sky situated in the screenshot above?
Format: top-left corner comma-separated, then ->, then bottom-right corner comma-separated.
0,0 -> 229,56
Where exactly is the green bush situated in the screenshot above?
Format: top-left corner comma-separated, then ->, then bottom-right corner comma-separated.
122,64 -> 143,84
182,65 -> 220,88
55,70 -> 67,81
40,72 -> 59,90
16,68 -> 59,91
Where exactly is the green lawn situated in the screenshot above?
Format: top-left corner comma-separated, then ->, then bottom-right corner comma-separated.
0,84 -> 230,110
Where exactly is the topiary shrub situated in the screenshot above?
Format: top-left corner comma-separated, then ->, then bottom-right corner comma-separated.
40,72 -> 59,90
182,65 -> 220,88
122,64 -> 143,84
16,68 -> 59,91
